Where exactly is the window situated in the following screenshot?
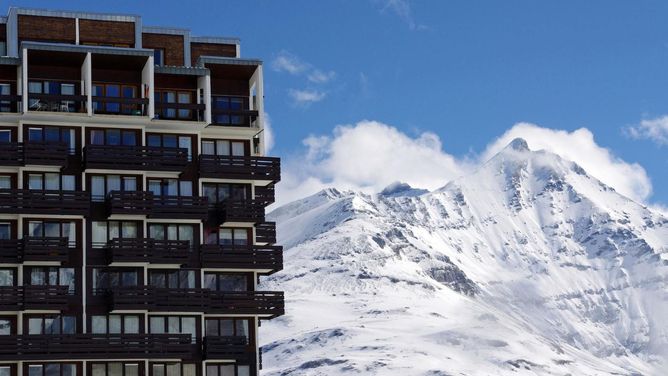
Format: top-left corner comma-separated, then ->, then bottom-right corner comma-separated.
203,273 -> 247,292
212,96 -> 247,126
27,315 -> 76,334
0,223 -> 11,240
92,268 -> 139,294
205,318 -> 249,338
28,220 -> 76,247
91,221 -> 139,248
94,84 -> 139,115
90,175 -> 139,201
149,316 -> 197,342
26,267 -> 75,293
147,134 -> 193,157
27,364 -> 76,376
154,91 -> 194,120
92,363 -> 139,376
151,364 -> 195,376
27,173 -> 76,191
0,84 -> 11,112
91,315 -> 140,334
202,183 -> 249,204
148,179 -> 193,197
28,81 -> 80,112
204,227 -> 249,247
0,318 -> 14,335
201,139 -> 246,156
89,129 -> 138,146
0,367 -> 11,376
154,49 -> 165,66
148,224 -> 195,248
206,364 -> 250,376
149,270 -> 196,289
0,175 -> 11,189
0,269 -> 15,286
26,126 -> 76,153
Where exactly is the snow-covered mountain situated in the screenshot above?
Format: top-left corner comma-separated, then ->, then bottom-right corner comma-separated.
260,138 -> 668,376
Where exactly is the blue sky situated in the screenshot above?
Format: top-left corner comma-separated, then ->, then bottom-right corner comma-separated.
5,0 -> 668,207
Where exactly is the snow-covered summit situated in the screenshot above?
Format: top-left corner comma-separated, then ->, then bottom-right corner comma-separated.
260,139 -> 668,375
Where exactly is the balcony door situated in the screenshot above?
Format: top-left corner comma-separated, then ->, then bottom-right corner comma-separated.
147,133 -> 194,159
202,183 -> 250,205
201,139 -> 247,157
26,172 -> 77,191
26,125 -> 78,154
148,179 -> 193,197
90,175 -> 139,201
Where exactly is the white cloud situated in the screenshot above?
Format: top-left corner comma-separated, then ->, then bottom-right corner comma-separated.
307,69 -> 336,84
276,120 -> 467,205
288,89 -> 327,105
626,115 -> 668,146
271,51 -> 307,75
482,122 -> 652,203
375,0 -> 426,30
263,112 -> 275,154
276,120 -> 656,208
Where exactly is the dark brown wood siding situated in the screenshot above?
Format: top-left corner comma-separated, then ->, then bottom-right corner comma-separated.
18,15 -> 76,43
190,42 -> 236,65
143,33 -> 184,66
79,19 -> 135,46
210,79 -> 249,96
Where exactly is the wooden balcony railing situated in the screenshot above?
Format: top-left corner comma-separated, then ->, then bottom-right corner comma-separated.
106,238 -> 191,264
216,200 -> 265,224
0,189 -> 89,215
28,93 -> 87,113
0,285 -> 70,311
0,239 -> 21,263
199,245 -> 282,273
0,142 -> 70,167
211,108 -> 259,127
0,334 -> 193,360
84,145 -> 189,171
109,287 -> 284,317
151,195 -> 209,220
203,336 -> 253,360
255,222 -> 277,244
93,96 -> 149,116
106,191 -> 154,215
21,237 -> 70,262
254,184 -> 276,205
198,155 -> 281,182
0,94 -> 21,113
155,102 -> 206,122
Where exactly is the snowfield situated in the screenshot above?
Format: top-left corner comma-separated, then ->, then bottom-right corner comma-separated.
259,138 -> 668,376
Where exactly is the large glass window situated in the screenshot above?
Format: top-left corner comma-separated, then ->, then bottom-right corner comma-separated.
0,222 -> 11,240
149,316 -> 196,342
0,175 -> 11,189
155,91 -> 194,120
149,270 -> 196,289
148,224 -> 195,248
205,318 -> 249,339
92,268 -> 139,294
94,84 -> 139,115
146,134 -> 193,158
148,179 -> 193,197
202,183 -> 249,204
151,364 -> 195,376
206,364 -> 250,376
92,363 -> 139,376
28,220 -> 76,247
26,267 -> 75,293
203,273 -> 247,292
89,129 -> 138,146
90,175 -> 138,201
91,221 -> 139,248
0,269 -> 15,286
201,139 -> 246,156
26,126 -> 76,153
27,173 -> 76,191
212,96 -> 247,126
204,227 -> 249,247
0,84 -> 11,113
27,364 -> 76,376
27,315 -> 76,334
0,318 -> 13,335
91,315 -> 140,334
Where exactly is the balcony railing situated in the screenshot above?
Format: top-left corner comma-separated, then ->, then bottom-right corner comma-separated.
28,93 -> 87,113
151,195 -> 209,220
106,191 -> 154,216
22,237 -> 70,262
0,239 -> 22,263
0,142 -> 70,167
0,334 -> 193,360
0,94 -> 21,113
0,285 -> 70,310
93,96 -> 149,116
255,222 -> 277,244
109,287 -> 284,317
106,238 -> 191,264
198,155 -> 280,182
200,245 -> 283,274
0,189 -> 89,215
84,145 -> 189,171
216,200 -> 265,224
155,102 -> 206,122
254,184 -> 276,205
203,336 -> 253,360
211,108 -> 259,127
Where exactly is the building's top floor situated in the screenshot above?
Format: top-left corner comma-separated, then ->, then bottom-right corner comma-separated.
0,7 -> 240,66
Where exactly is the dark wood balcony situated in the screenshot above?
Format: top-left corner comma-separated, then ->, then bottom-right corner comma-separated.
0,285 -> 70,311
0,189 -> 89,215
28,93 -> 87,113
151,195 -> 209,220
203,336 -> 253,360
155,102 -> 206,122
106,191 -> 154,216
106,238 -> 191,264
255,222 -> 277,244
216,200 -> 265,224
0,94 -> 21,113
109,287 -> 284,317
211,108 -> 259,127
254,184 -> 276,205
93,96 -> 149,116
84,145 -> 189,172
198,155 -> 281,182
0,142 -> 69,167
200,245 -> 282,274
21,237 -> 70,263
0,239 -> 21,263
0,334 -> 193,360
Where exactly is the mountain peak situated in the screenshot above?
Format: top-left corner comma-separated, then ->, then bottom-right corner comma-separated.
506,137 -> 530,152
380,181 -> 429,197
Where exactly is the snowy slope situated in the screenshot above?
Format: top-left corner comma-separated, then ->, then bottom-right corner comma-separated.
260,138 -> 668,376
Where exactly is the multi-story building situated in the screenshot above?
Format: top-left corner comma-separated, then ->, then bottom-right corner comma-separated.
0,7 -> 283,376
